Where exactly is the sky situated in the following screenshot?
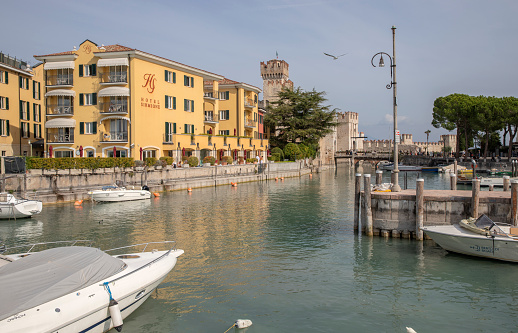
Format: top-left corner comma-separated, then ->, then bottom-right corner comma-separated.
3,0 -> 518,143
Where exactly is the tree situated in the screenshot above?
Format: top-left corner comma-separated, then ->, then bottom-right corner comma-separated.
265,87 -> 337,149
424,129 -> 431,154
471,96 -> 504,158
501,97 -> 518,158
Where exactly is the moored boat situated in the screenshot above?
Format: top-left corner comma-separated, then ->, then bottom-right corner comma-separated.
0,193 -> 42,219
89,185 -> 152,202
378,163 -> 422,171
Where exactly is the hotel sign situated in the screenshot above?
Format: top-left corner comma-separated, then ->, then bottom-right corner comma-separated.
141,73 -> 160,109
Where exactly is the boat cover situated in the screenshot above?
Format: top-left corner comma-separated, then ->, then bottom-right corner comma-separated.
0,246 -> 125,321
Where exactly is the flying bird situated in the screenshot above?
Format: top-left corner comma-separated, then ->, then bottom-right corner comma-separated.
323,52 -> 348,60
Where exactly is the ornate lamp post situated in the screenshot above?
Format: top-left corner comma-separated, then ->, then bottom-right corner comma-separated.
425,130 -> 431,155
371,26 -> 400,192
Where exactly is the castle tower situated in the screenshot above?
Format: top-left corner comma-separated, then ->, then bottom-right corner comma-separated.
336,112 -> 363,151
260,59 -> 294,105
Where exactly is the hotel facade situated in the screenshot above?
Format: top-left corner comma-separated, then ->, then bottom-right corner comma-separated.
33,39 -> 268,162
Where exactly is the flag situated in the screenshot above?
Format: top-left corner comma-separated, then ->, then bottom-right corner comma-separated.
276,51 -> 278,59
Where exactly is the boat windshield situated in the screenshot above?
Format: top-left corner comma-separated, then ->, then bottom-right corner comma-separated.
475,214 -> 506,236
102,185 -> 118,190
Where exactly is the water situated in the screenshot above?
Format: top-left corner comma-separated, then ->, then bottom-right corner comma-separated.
2,166 -> 518,332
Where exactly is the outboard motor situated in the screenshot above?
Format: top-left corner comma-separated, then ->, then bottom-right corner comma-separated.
142,185 -> 150,191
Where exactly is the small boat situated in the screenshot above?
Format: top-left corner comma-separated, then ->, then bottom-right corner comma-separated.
421,215 -> 518,262
421,166 -> 439,173
0,193 -> 42,219
89,185 -> 151,202
479,176 -> 518,187
0,240 -> 184,332
378,163 -> 422,171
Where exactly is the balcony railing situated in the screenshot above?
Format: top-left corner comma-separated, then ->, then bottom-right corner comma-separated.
204,113 -> 219,123
245,119 -> 256,128
47,133 -> 74,143
244,98 -> 256,108
47,105 -> 74,115
100,72 -> 128,84
204,91 -> 219,99
99,102 -> 128,114
46,74 -> 73,86
101,131 -> 128,142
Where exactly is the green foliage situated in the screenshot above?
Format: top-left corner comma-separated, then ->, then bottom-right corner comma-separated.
271,147 -> 284,160
145,157 -> 157,167
159,157 -> 174,165
270,153 -> 281,162
284,143 -> 301,161
298,144 -> 309,159
188,156 -> 199,167
246,157 -> 257,163
223,155 -> 233,164
264,86 -> 337,148
181,156 -> 189,163
203,155 -> 216,165
26,157 -> 134,170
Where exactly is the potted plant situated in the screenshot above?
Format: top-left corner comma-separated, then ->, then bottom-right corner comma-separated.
181,155 -> 189,168
203,155 -> 215,167
188,156 -> 199,167
238,157 -> 245,165
224,155 -> 233,165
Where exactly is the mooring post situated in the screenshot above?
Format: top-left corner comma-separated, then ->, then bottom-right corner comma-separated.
391,171 -> 397,188
454,159 -> 458,176
471,178 -> 480,218
375,170 -> 383,185
512,180 -> 518,226
450,173 -> 457,190
363,174 -> 373,236
488,184 -> 494,191
354,173 -> 361,231
503,175 -> 510,192
416,178 -> 424,241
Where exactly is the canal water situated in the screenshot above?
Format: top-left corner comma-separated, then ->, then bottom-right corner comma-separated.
1,166 -> 518,332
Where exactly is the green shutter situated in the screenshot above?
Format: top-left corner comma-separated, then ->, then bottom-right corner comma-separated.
38,82 -> 40,100
173,122 -> 176,134
184,124 -> 187,133
184,99 -> 188,111
165,122 -> 168,138
38,105 -> 41,122
173,97 -> 176,109
92,122 -> 97,134
191,76 -> 194,88
6,120 -> 9,136
165,95 -> 169,109
34,124 -> 37,138
173,72 -> 176,83
26,78 -> 29,89
79,94 -> 84,106
5,98 -> 8,110
91,64 -> 96,76
184,75 -> 188,86
165,70 -> 168,82
33,81 -> 36,99
191,100 -> 194,112
39,124 -> 41,138
4,72 -> 7,84
92,93 -> 97,105
27,102 -> 30,120
33,104 -> 36,120
226,110 -> 229,119
79,65 -> 83,77
19,101 -> 22,118
19,76 -> 22,88
80,122 -> 84,134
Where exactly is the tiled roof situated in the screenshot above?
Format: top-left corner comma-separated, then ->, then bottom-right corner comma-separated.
33,50 -> 76,57
101,44 -> 135,52
205,78 -> 255,87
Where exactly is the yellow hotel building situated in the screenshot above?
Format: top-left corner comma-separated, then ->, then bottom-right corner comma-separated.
0,52 -> 44,157
34,39 -> 268,162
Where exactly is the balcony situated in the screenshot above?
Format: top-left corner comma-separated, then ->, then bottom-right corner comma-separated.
100,72 -> 128,84
204,91 -> 219,100
204,113 -> 219,124
46,74 -> 73,87
244,98 -> 256,108
47,133 -> 74,144
47,105 -> 74,116
99,102 -> 128,114
244,118 -> 256,128
101,131 -> 128,142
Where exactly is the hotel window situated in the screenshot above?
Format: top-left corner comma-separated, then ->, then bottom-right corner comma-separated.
21,122 -> 29,138
165,122 -> 176,142
184,75 -> 194,88
80,122 -> 97,135
33,124 -> 42,138
165,70 -> 176,83
184,124 -> 194,134
79,93 -> 97,106
219,91 -> 229,100
184,99 -> 194,112
0,71 -> 6,84
0,119 -> 9,136
55,151 -> 73,158
19,76 -> 29,90
33,103 -> 42,122
219,110 -> 229,120
219,130 -> 229,136
0,97 -> 8,110
19,101 -> 29,120
33,81 -> 41,100
79,64 -> 97,77
165,95 -> 176,110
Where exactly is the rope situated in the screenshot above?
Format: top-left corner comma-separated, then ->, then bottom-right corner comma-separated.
223,323 -> 236,333
103,282 -> 113,301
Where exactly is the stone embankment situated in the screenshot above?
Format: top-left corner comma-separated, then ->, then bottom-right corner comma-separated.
6,161 -> 320,204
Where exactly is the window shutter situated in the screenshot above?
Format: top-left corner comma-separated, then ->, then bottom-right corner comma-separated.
191,77 -> 194,88
79,93 -> 84,106
165,122 -> 168,137
19,101 -> 22,118
26,78 -> 29,89
39,124 -> 41,138
165,70 -> 168,82
184,124 -> 187,133
6,120 -> 9,136
34,124 -> 37,138
38,82 -> 40,100
33,104 -> 36,120
165,95 -> 169,109
5,97 -> 8,110
184,75 -> 188,86
27,102 -> 30,120
93,122 -> 97,134
19,76 -> 22,88
173,72 -> 176,83
191,125 -> 194,134
4,72 -> 7,84
91,64 -> 96,76
191,100 -> 194,112
79,65 -> 84,77
38,105 -> 41,122
92,93 -> 97,105
33,81 -> 36,99
173,122 -> 176,133
80,122 -> 84,134
173,97 -> 176,109
184,99 -> 188,111
27,124 -> 30,138
226,110 -> 229,119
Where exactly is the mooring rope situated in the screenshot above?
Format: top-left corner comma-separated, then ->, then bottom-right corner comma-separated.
103,282 -> 114,301
223,323 -> 236,333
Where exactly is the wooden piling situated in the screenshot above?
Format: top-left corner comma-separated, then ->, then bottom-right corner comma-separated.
416,178 -> 424,241
392,230 -> 400,238
488,184 -> 494,191
375,170 -> 383,185
503,176 -> 510,192
472,179 -> 480,218
512,180 -> 518,226
363,174 -> 373,236
454,159 -> 458,176
450,173 -> 456,191
354,173 -> 361,231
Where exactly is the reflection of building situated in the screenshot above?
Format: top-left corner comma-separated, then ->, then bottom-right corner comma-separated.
0,52 -> 44,157
34,40 -> 268,162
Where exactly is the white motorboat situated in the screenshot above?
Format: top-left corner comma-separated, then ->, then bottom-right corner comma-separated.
378,163 -> 422,171
0,193 -> 42,219
479,176 -> 518,187
0,240 -> 184,332
89,185 -> 152,202
421,215 -> 518,262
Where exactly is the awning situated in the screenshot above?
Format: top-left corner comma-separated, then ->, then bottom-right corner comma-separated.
45,118 -> 76,129
99,116 -> 131,125
98,87 -> 130,97
44,61 -> 75,70
97,58 -> 129,67
45,89 -> 76,97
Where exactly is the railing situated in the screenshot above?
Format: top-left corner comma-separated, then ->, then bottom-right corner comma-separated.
100,72 -> 128,84
204,113 -> 219,122
47,105 -> 74,115
47,133 -> 74,143
101,131 -> 128,142
99,102 -> 128,114
245,119 -> 256,127
244,98 -> 256,107
46,74 -> 73,86
204,91 -> 219,99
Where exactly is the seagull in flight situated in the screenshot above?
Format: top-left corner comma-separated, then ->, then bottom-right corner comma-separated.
323,52 -> 348,60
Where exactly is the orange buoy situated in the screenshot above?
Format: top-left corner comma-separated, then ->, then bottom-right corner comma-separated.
230,182 -> 235,186
74,200 -> 83,206
281,177 -> 284,180
275,177 -> 278,181
187,188 -> 192,192
153,192 -> 160,197
232,182 -> 238,187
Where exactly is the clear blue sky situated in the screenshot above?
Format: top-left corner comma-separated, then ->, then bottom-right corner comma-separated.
3,0 -> 517,142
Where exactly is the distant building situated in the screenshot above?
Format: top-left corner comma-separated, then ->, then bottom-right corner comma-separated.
260,59 -> 293,105
336,112 -> 364,152
363,133 -> 457,155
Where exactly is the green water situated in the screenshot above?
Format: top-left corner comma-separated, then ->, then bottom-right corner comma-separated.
1,167 -> 518,332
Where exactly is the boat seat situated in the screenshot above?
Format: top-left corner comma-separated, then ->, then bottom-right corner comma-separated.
509,227 -> 518,236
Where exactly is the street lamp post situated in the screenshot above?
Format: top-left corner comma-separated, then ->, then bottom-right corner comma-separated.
425,130 -> 431,155
371,26 -> 400,192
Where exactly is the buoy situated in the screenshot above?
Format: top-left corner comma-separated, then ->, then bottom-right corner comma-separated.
275,177 -> 278,181
74,200 -> 83,206
230,182 -> 235,186
309,173 -> 313,177
281,177 -> 284,180
187,188 -> 192,192
108,299 -> 123,332
153,192 -> 160,197
235,319 -> 252,329
232,182 -> 238,187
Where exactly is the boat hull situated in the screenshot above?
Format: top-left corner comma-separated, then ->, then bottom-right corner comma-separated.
90,190 -> 151,202
422,224 -> 518,262
0,200 -> 42,219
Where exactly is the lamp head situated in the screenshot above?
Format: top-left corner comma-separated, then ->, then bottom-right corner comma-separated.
379,55 -> 385,67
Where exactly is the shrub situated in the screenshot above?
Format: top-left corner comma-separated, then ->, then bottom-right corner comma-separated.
188,156 -> 199,167
271,147 -> 284,160
223,155 -> 233,164
284,143 -> 301,161
26,157 -> 134,170
298,144 -> 309,159
145,157 -> 157,167
155,159 -> 167,167
159,157 -> 174,165
181,155 -> 189,163
134,160 -> 145,167
246,157 -> 257,163
271,153 -> 281,162
203,156 -> 216,165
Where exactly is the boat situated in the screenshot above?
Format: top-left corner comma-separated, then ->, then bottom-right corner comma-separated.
421,166 -> 439,173
378,163 -> 422,171
0,240 -> 184,332
0,193 -> 42,219
479,176 -> 518,187
421,215 -> 518,262
89,185 -> 152,202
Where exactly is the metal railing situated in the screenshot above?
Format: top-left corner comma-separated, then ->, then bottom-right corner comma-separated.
244,98 -> 256,107
101,131 -> 128,142
204,91 -> 219,99
99,102 -> 128,114
245,119 -> 256,127
100,72 -> 128,84
47,133 -> 75,143
0,52 -> 28,70
204,113 -> 219,122
46,74 -> 73,86
47,105 -> 74,115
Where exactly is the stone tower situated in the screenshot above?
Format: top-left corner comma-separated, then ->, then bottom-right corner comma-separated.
260,59 -> 294,105
336,112 -> 364,151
